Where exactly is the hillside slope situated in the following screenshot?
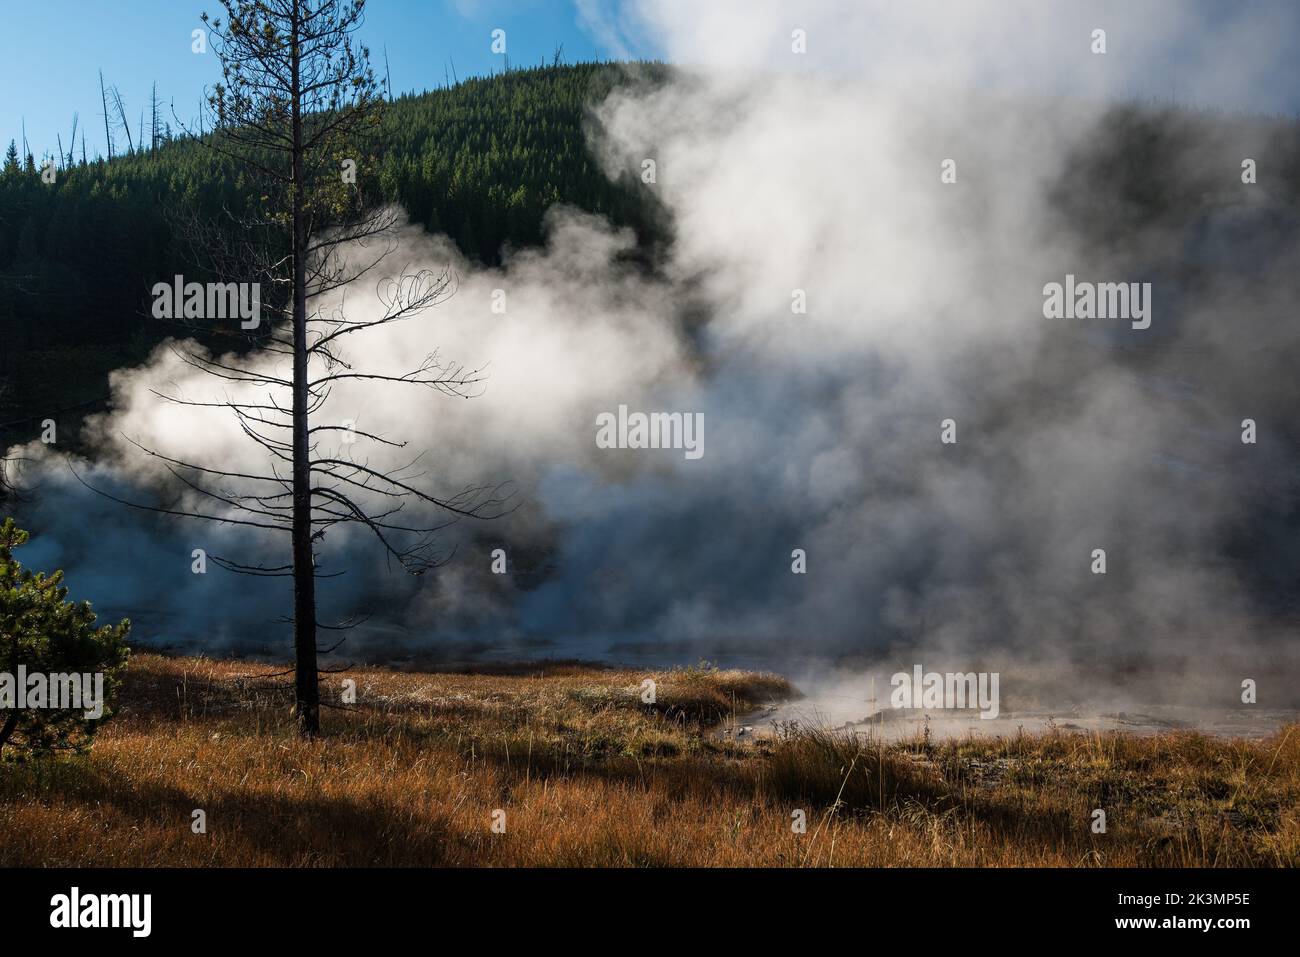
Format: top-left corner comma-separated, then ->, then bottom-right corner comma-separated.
0,62 -> 668,446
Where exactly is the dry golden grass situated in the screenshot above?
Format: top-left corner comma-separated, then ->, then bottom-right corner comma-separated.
0,653 -> 1296,866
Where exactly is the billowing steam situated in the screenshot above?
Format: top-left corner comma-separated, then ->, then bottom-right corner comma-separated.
7,1 -> 1300,706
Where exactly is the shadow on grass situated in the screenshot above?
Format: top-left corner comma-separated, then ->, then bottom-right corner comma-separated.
0,756 -> 478,866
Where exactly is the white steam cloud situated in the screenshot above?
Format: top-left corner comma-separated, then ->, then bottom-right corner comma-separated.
7,1 -> 1300,704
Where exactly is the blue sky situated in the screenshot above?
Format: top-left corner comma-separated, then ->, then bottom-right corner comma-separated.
0,0 -> 653,162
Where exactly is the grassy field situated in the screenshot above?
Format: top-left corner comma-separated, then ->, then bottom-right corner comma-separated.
0,653 -> 1296,867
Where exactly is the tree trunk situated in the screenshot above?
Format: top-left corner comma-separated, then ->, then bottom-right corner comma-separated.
0,710 -> 20,752
289,0 -> 320,736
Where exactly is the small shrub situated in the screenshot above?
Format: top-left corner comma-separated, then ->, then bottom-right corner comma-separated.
0,518 -> 130,756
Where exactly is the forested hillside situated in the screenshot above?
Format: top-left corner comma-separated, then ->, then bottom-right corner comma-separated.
0,62 -> 668,447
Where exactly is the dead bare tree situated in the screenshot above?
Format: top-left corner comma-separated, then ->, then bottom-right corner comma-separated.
83,0 -> 509,736
150,84 -> 160,155
109,86 -> 133,154
99,71 -> 114,160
